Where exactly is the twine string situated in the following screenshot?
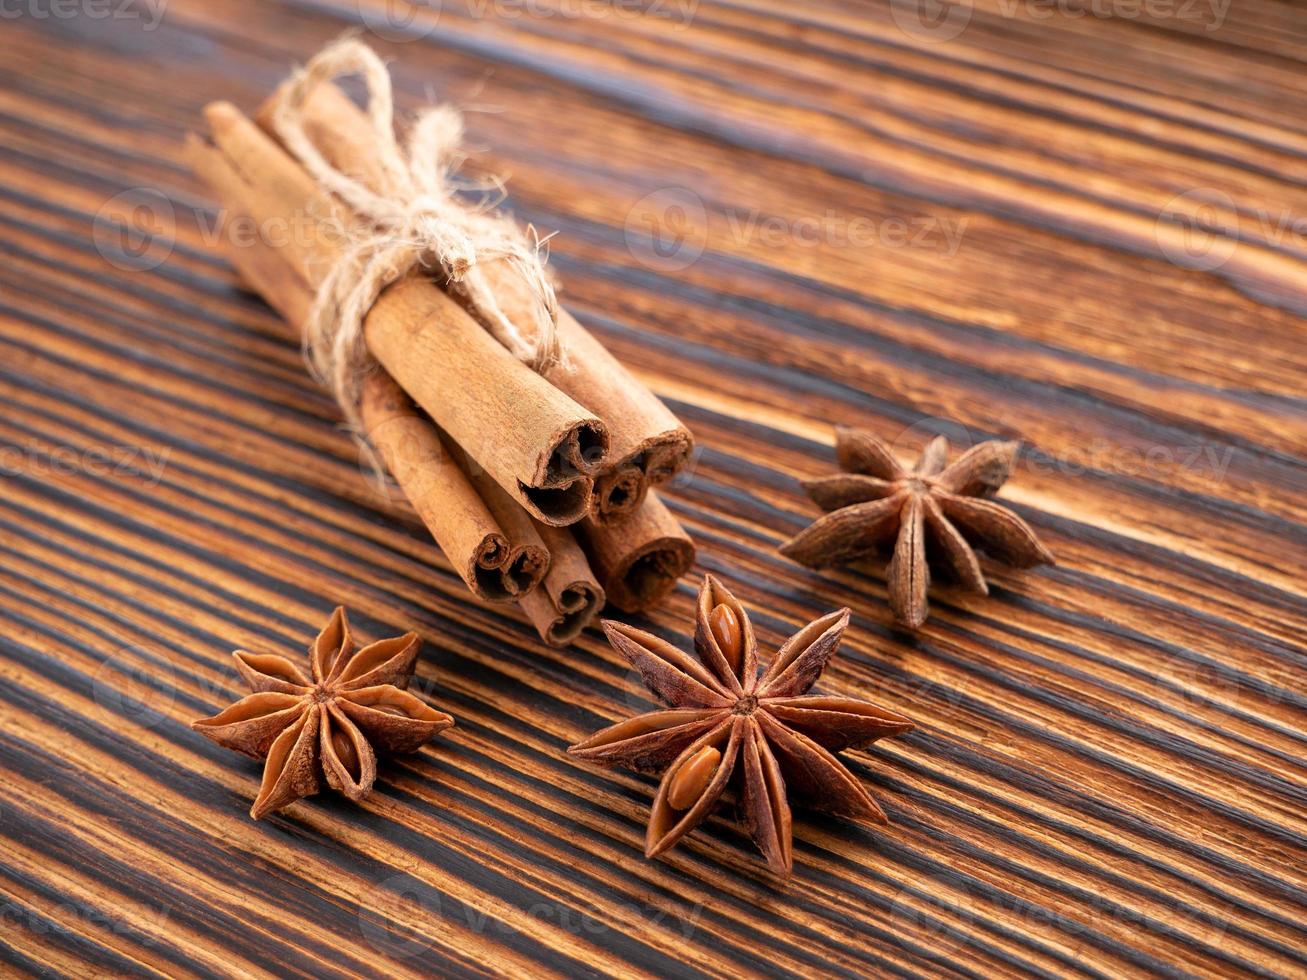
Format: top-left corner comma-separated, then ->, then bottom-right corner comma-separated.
266,37 -> 561,440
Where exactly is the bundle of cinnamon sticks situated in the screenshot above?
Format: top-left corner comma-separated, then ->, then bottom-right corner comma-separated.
186,47 -> 694,645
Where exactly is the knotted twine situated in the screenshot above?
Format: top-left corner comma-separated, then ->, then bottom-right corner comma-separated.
266,38 -> 561,446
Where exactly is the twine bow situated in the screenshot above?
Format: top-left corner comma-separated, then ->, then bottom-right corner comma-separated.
267,38 -> 560,437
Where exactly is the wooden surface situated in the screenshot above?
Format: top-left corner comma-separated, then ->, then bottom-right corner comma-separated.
1,1 -> 1305,977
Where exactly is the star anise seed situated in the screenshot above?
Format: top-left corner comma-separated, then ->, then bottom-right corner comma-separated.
193,607 -> 454,819
569,575 -> 913,874
781,427 -> 1054,628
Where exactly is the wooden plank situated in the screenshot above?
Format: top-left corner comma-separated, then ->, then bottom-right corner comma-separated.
0,2 -> 1303,977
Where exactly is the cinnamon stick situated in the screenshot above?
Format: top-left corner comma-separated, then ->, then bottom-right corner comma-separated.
256,83 -> 693,523
193,101 -> 607,525
188,135 -> 549,601
577,491 -> 694,612
487,268 -> 693,523
360,375 -> 548,602
519,522 -> 605,646
440,433 -> 551,588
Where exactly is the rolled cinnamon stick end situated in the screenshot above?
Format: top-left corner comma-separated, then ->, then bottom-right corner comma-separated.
520,522 -> 605,647
482,272 -> 694,523
441,432 -> 552,597
592,464 -> 645,524
547,309 -> 693,523
364,277 -> 607,525
577,491 -> 695,612
360,373 -> 548,602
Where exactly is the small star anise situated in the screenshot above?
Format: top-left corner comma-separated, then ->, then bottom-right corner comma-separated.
193,607 -> 454,819
781,427 -> 1054,629
569,575 -> 913,874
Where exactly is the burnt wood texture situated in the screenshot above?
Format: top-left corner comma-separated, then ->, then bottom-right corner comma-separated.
1,1 -> 1304,977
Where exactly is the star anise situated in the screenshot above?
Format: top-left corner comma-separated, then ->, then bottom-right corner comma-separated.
193,607 -> 454,819
781,427 -> 1054,629
569,576 -> 913,874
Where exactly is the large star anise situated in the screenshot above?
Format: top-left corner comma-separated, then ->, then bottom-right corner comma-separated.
569,576 -> 913,874
781,427 -> 1054,629
193,607 -> 454,819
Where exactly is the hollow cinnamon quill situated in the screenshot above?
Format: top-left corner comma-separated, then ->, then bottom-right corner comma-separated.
361,375 -> 548,601
577,491 -> 694,612
519,522 -> 605,647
